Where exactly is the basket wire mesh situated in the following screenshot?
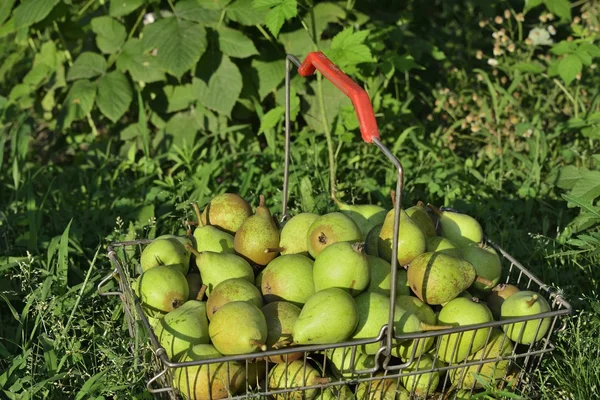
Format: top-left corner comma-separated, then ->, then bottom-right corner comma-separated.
98,52 -> 572,400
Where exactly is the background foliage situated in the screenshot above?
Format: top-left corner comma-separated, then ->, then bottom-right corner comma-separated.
1,0 -> 599,398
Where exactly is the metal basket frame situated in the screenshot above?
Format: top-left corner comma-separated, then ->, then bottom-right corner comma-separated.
98,52 -> 572,400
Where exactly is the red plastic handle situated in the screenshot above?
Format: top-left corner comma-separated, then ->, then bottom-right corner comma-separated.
297,51 -> 380,143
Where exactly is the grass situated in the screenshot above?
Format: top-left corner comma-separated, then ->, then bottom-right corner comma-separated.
1,0 -> 600,399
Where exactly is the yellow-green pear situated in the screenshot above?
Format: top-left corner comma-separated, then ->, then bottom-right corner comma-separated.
279,213 -> 319,256
200,193 -> 252,235
333,197 -> 388,239
378,208 -> 427,267
428,205 -> 484,248
174,344 -> 245,400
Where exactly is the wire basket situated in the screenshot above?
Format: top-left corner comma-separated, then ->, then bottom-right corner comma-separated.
98,52 -> 572,400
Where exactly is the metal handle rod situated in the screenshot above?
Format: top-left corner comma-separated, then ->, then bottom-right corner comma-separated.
97,268 -> 122,296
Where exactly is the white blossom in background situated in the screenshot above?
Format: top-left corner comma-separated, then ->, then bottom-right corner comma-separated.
548,25 -> 556,35
488,58 -> 499,67
528,27 -> 553,45
143,13 -> 155,25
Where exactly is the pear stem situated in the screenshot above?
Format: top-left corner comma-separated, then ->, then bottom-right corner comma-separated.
390,190 -> 396,208
426,203 -> 443,217
493,283 -> 507,292
420,322 -> 453,331
526,295 -> 539,308
184,220 -> 199,226
273,340 -> 293,349
417,200 -> 424,207
264,247 -> 285,254
475,276 -> 495,287
259,195 -> 265,208
314,377 -> 330,385
185,244 -> 202,258
196,284 -> 207,301
250,340 -> 267,351
192,202 -> 202,225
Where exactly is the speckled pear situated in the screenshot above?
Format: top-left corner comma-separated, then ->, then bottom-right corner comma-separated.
428,205 -> 484,248
200,193 -> 252,235
406,201 -> 437,237
333,196 -> 387,239
279,213 -> 319,256
306,212 -> 362,258
234,195 -> 280,266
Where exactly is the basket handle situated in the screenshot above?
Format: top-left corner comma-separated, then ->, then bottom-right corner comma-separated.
297,51 -> 380,144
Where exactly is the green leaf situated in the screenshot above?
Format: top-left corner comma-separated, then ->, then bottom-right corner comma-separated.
305,2 -> 346,38
59,80 -> 97,129
562,194 -> 600,217
67,52 -> 107,81
251,59 -> 285,100
164,83 -> 197,113
524,0 -> 543,10
91,16 -> 127,54
325,28 -> 373,70
165,112 -> 201,148
142,17 -> 207,79
57,219 -> 72,288
575,48 -> 593,66
109,0 -> 145,17
253,0 -> 297,38
558,54 -> 582,85
218,27 -> 258,58
0,0 -> 15,26
199,55 -> 242,117
13,0 -> 58,29
512,61 -> 545,73
551,41 -> 576,56
196,0 -> 232,9
175,0 -> 221,24
259,106 -> 284,133
578,42 -> 600,58
227,0 -> 268,25
544,0 -> 571,21
96,71 -> 132,122
557,165 -> 582,189
116,39 -> 165,83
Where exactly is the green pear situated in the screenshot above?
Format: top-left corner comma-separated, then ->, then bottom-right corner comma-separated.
188,247 -> 254,296
407,252 -> 493,305
206,278 -> 263,320
355,373 -> 410,400
268,360 -> 326,400
406,201 -> 437,237
261,254 -> 315,307
154,300 -> 210,360
234,195 -> 281,266
500,291 -> 551,344
156,234 -> 194,254
441,290 -> 474,307
378,209 -> 427,267
450,328 -> 514,389
279,213 -> 319,256
293,288 -> 358,345
135,265 -> 189,315
366,255 -> 409,297
426,236 -> 463,258
400,355 -> 440,397
313,242 -> 370,296
201,192 -> 252,235
352,292 -> 444,355
462,243 -> 503,295
174,344 -> 245,400
334,197 -> 388,239
140,238 -> 190,275
193,225 -> 235,254
352,292 -> 401,354
487,284 -> 520,319
428,205 -> 484,248
325,346 -> 375,379
208,301 -> 268,355
365,223 -> 383,256
316,385 -> 354,400
391,295 -> 437,360
437,297 -> 494,363
261,301 -> 302,363
306,212 -> 362,258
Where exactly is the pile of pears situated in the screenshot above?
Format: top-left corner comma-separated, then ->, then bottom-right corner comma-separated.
131,192 -> 553,400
